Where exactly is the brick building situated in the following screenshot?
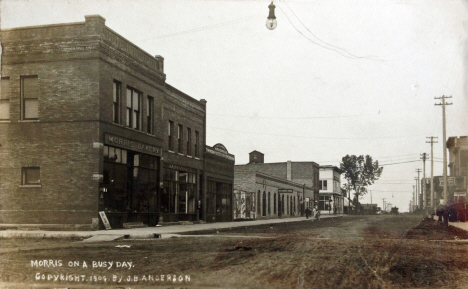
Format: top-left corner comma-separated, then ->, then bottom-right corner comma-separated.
233,151 -> 319,219
0,15 -> 233,229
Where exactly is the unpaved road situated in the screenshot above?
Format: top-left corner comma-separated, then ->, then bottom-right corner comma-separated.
1,215 -> 467,289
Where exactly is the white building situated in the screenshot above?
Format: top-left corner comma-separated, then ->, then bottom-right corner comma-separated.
319,166 -> 344,214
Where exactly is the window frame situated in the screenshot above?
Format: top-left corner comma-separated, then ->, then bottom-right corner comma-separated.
21,75 -> 39,120
0,77 -> 10,120
177,124 -> 183,153
186,127 -> 192,156
113,80 -> 122,124
126,87 -> 142,130
195,130 -> 200,158
168,120 -> 174,151
21,167 -> 41,186
147,95 -> 154,134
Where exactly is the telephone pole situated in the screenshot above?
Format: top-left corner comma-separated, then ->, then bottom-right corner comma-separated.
382,198 -> 386,213
426,137 -> 438,208
412,185 -> 416,211
435,95 -> 452,205
415,169 -> 422,208
420,153 -> 427,208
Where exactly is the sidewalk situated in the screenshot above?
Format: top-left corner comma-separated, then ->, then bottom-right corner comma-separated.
0,214 -> 345,240
449,221 -> 468,232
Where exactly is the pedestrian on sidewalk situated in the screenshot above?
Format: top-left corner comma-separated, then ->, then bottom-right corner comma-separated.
305,207 -> 311,219
314,205 -> 320,220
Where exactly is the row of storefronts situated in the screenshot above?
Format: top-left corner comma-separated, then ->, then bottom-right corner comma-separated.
0,15 -> 344,230
0,15 -> 235,230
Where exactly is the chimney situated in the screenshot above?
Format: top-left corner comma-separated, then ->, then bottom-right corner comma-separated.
249,151 -> 264,164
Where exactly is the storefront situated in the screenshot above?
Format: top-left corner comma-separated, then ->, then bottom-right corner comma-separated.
204,144 -> 235,222
161,164 -> 199,222
99,134 -> 162,228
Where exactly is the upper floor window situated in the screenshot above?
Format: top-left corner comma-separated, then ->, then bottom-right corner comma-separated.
187,128 -> 192,156
195,130 -> 200,158
22,167 -> 41,185
0,77 -> 10,120
21,76 -> 39,120
147,96 -> 154,134
177,124 -> 183,153
319,180 -> 328,190
126,87 -> 141,130
168,120 -> 174,151
113,81 -> 121,124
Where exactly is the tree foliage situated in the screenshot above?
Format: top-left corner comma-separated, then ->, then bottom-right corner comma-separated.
340,155 -> 383,200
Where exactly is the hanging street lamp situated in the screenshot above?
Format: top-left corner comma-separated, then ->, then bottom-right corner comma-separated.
266,1 -> 277,30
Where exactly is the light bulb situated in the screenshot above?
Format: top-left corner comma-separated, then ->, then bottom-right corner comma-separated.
266,19 -> 277,30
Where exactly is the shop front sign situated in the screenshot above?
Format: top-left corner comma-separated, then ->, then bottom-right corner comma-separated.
105,134 -> 162,156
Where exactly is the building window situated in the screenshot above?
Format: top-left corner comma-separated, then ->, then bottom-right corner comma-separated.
319,180 -> 328,190
21,76 -> 39,120
22,167 -> 40,185
126,87 -> 141,130
195,131 -> 200,158
186,128 -> 192,156
177,124 -> 183,153
147,96 -> 154,134
0,77 -> 10,120
268,192 -> 271,215
273,193 -> 277,214
162,168 -> 197,214
113,81 -> 121,124
168,121 -> 174,151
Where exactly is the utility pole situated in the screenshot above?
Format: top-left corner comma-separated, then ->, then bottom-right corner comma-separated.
415,168 -> 421,208
420,154 -> 428,208
382,198 -> 386,213
427,137 -> 438,208
435,95 -> 452,205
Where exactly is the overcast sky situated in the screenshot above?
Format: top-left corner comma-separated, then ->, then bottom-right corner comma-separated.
2,0 -> 468,212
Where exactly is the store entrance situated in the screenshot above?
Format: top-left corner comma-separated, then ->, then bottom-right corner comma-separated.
100,145 -> 159,229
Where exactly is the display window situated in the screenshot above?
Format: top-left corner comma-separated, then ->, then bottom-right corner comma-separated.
162,168 -> 197,214
101,145 -> 158,213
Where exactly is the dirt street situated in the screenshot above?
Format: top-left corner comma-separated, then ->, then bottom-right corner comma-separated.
1,215 -> 468,289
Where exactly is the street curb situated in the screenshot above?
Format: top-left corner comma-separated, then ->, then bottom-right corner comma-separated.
0,215 -> 346,240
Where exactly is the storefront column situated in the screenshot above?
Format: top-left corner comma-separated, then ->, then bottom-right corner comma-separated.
202,173 -> 207,222
196,169 -> 200,222
158,158 -> 164,224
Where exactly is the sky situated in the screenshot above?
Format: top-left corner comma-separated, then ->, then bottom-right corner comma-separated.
2,0 -> 468,212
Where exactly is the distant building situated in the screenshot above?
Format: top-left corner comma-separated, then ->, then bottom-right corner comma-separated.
234,151 -> 319,219
318,166 -> 344,214
447,136 -> 468,202
360,203 -> 378,215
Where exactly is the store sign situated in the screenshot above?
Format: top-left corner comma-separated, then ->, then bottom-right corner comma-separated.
165,163 -> 197,173
206,146 -> 235,161
99,211 -> 112,230
104,134 -> 161,156
439,177 -> 456,187
278,189 -> 293,194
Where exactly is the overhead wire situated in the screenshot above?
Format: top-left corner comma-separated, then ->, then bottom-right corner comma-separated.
277,3 -> 384,61
208,126 -> 426,140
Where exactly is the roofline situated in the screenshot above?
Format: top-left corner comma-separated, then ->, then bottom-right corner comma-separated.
254,171 -> 314,190
165,83 -> 205,107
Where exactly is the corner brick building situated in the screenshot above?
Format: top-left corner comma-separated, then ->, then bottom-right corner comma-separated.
0,15 -> 233,229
